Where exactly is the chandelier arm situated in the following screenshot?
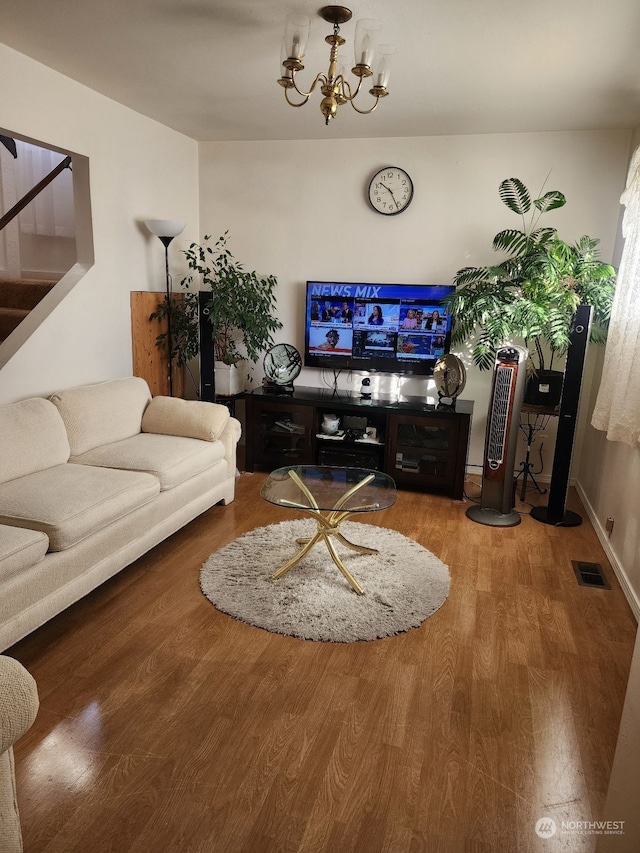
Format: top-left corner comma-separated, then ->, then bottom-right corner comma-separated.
348,94 -> 382,115
284,88 -> 310,108
339,76 -> 364,102
290,71 -> 327,100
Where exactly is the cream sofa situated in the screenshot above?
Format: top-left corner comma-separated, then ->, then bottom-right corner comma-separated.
0,377 -> 241,651
0,655 -> 38,853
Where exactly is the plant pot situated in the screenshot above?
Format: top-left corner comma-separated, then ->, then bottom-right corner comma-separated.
214,361 -> 243,396
524,369 -> 564,407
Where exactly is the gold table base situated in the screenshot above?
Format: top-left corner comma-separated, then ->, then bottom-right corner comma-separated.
271,469 -> 380,595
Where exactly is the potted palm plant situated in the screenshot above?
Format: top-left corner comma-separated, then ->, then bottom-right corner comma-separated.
447,178 -> 616,404
151,232 -> 282,396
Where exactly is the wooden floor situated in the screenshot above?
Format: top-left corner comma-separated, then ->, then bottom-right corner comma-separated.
8,472 -> 637,853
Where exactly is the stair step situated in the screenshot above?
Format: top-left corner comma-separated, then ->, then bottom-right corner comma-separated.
0,306 -> 29,338
0,278 -> 58,310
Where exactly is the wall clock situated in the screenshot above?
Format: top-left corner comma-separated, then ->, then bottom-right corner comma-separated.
368,166 -> 414,215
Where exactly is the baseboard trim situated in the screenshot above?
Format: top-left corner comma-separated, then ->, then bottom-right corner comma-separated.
576,480 -> 640,621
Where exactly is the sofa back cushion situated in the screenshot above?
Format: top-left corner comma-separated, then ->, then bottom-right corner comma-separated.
0,398 -> 70,485
49,377 -> 151,456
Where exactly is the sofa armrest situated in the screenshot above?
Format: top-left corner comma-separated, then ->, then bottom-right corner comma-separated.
141,396 -> 230,442
0,656 -> 39,756
218,417 -> 242,479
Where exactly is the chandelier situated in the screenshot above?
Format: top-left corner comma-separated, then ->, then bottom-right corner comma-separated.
277,5 -> 394,125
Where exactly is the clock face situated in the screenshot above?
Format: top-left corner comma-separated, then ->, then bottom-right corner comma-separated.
368,166 -> 414,215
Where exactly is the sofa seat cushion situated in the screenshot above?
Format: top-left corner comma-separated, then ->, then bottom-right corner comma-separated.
0,525 -> 49,582
70,433 -> 225,491
0,464 -> 160,551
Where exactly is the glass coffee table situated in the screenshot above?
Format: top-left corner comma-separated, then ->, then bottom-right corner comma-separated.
260,465 -> 397,594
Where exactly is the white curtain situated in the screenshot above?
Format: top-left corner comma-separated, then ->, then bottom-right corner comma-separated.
15,140 -> 75,238
591,146 -> 640,449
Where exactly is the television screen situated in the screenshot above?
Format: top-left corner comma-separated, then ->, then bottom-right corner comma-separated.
304,281 -> 455,376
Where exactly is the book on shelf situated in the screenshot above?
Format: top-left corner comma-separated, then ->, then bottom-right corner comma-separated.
274,420 -> 304,434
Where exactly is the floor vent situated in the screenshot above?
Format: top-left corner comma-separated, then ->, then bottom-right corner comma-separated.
572,560 -> 611,589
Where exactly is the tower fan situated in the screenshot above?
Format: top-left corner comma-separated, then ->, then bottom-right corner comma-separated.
467,345 -> 528,527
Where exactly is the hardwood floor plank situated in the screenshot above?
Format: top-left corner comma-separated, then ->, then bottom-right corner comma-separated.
7,471 -> 637,852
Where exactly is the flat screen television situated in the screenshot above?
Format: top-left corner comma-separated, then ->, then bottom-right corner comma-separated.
304,281 -> 455,376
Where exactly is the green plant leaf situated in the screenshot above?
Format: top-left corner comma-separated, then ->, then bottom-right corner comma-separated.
499,178 -> 531,215
529,227 -> 557,246
493,229 -> 530,255
533,191 -> 566,212
452,266 -> 493,287
472,338 -> 498,372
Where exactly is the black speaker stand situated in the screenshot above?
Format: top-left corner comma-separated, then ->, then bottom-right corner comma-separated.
515,448 -> 546,501
515,406 -> 556,501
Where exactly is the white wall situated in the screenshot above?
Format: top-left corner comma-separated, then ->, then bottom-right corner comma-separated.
0,43 -> 199,403
199,131 -> 630,468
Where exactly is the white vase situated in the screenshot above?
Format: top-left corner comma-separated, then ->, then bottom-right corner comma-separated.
214,361 -> 243,396
321,414 -> 340,435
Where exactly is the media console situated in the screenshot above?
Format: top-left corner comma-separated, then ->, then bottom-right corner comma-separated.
244,386 -> 473,499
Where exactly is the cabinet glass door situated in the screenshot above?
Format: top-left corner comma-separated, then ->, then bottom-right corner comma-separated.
390,416 -> 457,485
255,404 -> 313,465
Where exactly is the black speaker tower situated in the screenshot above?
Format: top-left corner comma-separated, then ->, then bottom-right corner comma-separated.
198,291 -> 215,402
531,305 -> 593,527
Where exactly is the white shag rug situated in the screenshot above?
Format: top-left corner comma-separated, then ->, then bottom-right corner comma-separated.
200,519 -> 450,642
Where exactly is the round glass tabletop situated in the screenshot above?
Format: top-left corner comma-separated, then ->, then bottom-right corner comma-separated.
261,465 -> 397,513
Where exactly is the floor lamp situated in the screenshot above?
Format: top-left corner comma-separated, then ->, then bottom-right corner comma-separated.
145,219 -> 186,396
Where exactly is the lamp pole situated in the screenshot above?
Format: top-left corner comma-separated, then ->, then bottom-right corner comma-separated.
158,235 -> 175,397
144,219 -> 186,396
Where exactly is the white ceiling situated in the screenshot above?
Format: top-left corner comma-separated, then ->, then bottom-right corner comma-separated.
1,0 -> 640,142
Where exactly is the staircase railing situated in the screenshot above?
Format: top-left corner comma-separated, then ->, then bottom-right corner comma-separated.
0,155 -> 72,232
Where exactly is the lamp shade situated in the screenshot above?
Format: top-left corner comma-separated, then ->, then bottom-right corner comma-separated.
144,219 -> 186,239
373,44 -> 395,88
354,19 -> 380,68
284,14 -> 310,60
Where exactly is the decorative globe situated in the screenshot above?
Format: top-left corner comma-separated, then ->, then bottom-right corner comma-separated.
433,354 -> 466,399
263,343 -> 302,385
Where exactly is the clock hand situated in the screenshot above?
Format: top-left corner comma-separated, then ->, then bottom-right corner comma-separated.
379,182 -> 401,210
